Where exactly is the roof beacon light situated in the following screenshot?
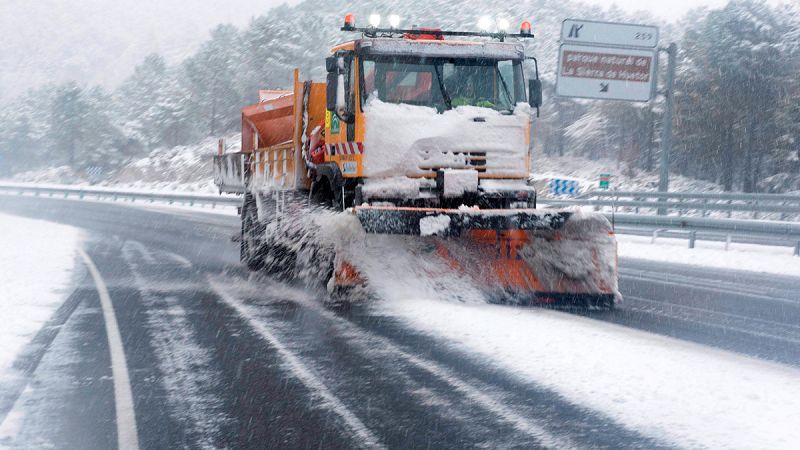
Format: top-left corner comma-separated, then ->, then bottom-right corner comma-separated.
343,13 -> 355,30
477,16 -> 492,31
520,20 -> 532,36
388,14 -> 401,28
369,14 -> 381,28
497,18 -> 510,32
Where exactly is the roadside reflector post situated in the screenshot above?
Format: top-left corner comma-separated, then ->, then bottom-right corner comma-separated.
688,230 -> 696,249
725,234 -> 732,251
794,240 -> 799,257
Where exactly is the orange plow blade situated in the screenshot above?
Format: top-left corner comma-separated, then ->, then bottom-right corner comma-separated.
336,206 -> 620,308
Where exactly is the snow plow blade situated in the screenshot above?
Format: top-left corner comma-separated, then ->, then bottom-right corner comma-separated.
354,205 -> 571,236
338,206 -> 621,308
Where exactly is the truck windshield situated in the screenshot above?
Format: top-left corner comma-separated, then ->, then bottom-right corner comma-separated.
360,57 -> 525,113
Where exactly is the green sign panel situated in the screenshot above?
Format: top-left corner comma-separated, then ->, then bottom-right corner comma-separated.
599,173 -> 611,189
331,113 -> 341,134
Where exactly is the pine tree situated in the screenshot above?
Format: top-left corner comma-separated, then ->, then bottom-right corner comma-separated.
115,53 -> 168,150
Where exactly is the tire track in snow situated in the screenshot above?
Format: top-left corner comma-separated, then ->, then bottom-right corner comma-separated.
121,242 -> 230,449
209,276 -> 575,449
625,295 -> 800,345
208,279 -> 385,450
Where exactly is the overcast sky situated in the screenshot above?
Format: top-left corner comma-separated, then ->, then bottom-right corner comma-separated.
583,0 -> 783,21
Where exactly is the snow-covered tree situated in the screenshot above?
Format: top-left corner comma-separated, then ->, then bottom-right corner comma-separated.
114,53 -> 168,150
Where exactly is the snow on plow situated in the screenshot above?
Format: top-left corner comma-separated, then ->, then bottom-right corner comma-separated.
333,206 -> 621,308
354,205 -> 571,236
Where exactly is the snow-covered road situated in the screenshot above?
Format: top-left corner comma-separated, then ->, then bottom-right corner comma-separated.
1,195 -> 799,449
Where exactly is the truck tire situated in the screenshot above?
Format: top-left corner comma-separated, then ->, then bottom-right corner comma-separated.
241,201 -> 265,270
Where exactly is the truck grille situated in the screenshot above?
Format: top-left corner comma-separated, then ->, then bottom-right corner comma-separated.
418,151 -> 488,174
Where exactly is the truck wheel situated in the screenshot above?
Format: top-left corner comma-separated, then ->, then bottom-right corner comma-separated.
241,203 -> 265,270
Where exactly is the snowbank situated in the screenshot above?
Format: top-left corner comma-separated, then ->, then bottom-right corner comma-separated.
363,99 -> 530,178
618,234 -> 800,276
0,213 -> 83,376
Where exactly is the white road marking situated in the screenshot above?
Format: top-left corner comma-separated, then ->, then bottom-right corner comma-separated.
163,251 -> 193,269
619,268 -> 799,303
625,295 -> 800,345
210,277 -> 574,449
122,242 -> 229,448
620,271 -> 800,305
208,280 -> 385,450
78,248 -> 140,450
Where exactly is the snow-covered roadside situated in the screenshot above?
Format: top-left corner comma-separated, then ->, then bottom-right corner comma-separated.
617,233 -> 800,277
0,213 -> 83,375
378,298 -> 800,449
531,153 -> 724,198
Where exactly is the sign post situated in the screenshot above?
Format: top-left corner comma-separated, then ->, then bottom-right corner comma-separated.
657,43 -> 677,214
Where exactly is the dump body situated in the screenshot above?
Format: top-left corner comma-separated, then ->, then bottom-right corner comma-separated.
214,70 -> 325,194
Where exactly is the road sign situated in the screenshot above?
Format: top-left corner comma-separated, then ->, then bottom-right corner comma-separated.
561,19 -> 658,49
549,179 -> 580,196
556,44 -> 657,102
599,173 -> 610,189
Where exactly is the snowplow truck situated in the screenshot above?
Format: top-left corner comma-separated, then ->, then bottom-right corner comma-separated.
213,16 -> 620,307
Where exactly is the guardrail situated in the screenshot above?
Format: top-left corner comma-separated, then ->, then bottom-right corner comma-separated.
2,183 -> 798,255
545,190 -> 800,219
607,213 -> 800,256
0,183 -> 241,208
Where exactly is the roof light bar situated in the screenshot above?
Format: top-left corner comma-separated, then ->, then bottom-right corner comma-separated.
369,13 -> 381,27
497,18 -> 510,32
340,25 -> 534,40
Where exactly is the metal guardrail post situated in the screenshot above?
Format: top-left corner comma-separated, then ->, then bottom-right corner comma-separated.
651,229 -> 663,244
688,231 -> 696,249
795,241 -> 800,257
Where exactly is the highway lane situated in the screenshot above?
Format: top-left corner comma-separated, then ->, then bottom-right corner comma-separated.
0,195 -> 798,449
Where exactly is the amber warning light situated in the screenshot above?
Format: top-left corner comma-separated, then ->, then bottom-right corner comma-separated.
520,20 -> 532,36
343,13 -> 356,30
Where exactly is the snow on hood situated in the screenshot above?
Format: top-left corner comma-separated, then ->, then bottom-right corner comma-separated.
363,99 -> 531,179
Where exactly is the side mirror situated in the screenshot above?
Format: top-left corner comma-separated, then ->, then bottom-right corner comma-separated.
528,79 -> 542,108
325,53 -> 355,123
326,72 -> 338,111
325,56 -> 337,73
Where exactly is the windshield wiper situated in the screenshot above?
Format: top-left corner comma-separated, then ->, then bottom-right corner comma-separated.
433,65 -> 452,110
495,68 -> 514,112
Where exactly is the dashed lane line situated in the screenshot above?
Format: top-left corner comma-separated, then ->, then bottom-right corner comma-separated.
209,277 -> 575,449
78,248 -> 140,450
209,279 -> 385,450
